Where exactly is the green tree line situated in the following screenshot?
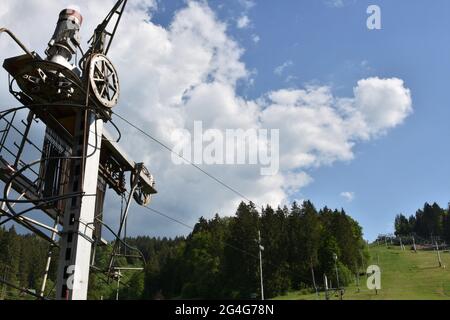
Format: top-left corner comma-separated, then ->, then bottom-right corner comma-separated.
114,201 -> 369,299
395,202 -> 450,243
0,200 -> 369,300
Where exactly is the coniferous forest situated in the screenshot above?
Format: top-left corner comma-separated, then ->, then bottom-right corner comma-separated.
394,202 -> 450,243
0,201 -> 369,300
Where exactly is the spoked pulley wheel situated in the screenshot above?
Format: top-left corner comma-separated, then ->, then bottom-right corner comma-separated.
88,54 -> 120,108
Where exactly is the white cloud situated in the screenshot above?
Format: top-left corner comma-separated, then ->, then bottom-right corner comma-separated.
285,75 -> 299,84
284,172 -> 314,195
0,1 -> 413,237
352,77 -> 413,137
274,60 -> 293,76
237,15 -> 250,29
341,192 -> 355,202
239,0 -> 256,10
263,79 -> 412,171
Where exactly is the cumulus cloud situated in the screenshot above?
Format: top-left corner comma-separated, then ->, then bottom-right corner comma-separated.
341,192 -> 355,202
0,1 -> 412,237
237,15 -> 250,29
352,77 -> 413,137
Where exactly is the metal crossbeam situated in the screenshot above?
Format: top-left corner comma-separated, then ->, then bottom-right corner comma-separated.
102,129 -> 157,195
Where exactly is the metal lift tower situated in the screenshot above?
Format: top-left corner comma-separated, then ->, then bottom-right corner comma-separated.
0,0 -> 157,300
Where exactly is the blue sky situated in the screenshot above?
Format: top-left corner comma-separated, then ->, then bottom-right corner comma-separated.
1,0 -> 449,242
154,0 -> 450,240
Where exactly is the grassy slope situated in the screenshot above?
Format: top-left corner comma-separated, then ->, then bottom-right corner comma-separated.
275,245 -> 450,300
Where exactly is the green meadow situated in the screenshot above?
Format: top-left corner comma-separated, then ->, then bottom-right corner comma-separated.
275,245 -> 450,300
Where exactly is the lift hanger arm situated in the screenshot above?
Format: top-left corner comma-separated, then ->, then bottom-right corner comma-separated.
88,0 -> 128,56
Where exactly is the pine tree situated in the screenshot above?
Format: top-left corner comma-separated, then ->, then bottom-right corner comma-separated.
395,214 -> 411,236
1,226 -> 21,298
223,202 -> 259,299
260,205 -> 290,297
